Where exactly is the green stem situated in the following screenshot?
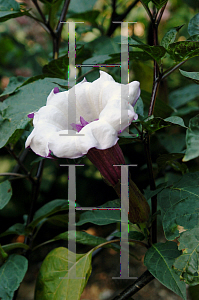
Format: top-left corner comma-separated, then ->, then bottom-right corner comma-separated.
112,270 -> 154,300
162,60 -> 187,80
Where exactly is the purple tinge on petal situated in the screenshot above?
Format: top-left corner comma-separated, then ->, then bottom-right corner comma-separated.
70,123 -> 84,132
133,114 -> 138,121
80,116 -> 89,127
70,117 -> 99,133
53,87 -> 59,94
46,150 -> 55,159
28,113 -> 34,118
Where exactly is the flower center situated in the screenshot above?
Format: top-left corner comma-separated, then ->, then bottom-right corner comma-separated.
70,116 -> 98,132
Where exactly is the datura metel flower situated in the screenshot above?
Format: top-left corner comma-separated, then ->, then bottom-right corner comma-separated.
26,71 -> 150,223
26,71 -> 139,159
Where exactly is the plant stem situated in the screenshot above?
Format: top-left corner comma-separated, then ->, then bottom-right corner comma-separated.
143,134 -> 157,244
107,0 -> 139,36
111,270 -> 154,300
156,3 -> 167,26
142,3 -> 165,245
140,1 -> 153,23
24,160 -> 44,246
0,172 -> 27,178
32,0 -> 47,24
162,60 -> 187,80
54,0 -> 71,58
5,146 -> 35,184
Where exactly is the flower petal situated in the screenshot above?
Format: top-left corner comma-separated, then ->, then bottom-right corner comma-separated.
25,122 -> 60,157
47,120 -> 118,159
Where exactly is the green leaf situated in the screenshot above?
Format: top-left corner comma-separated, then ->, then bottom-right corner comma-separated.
142,116 -> 186,134
76,199 -> 121,226
35,247 -> 92,300
161,26 -> 184,50
0,0 -> 31,22
29,199 -> 69,229
56,230 -> 106,245
169,84 -> 199,108
0,181 -> 12,210
68,10 -> 100,26
179,69 -> 199,84
0,254 -> 28,300
141,90 -> 174,118
42,55 -> 69,79
130,44 -> 166,62
167,41 -> 199,61
144,242 -> 186,299
0,223 -> 26,237
0,78 -> 67,149
157,153 -> 184,168
164,116 -> 187,127
134,96 -> 144,117
151,0 -> 168,10
2,243 -> 29,252
68,0 -> 97,13
112,231 -> 145,241
183,115 -> 199,162
158,172 -> 199,240
174,227 -> 199,286
0,245 -> 8,266
53,231 -> 118,249
157,153 -> 188,174
141,0 -> 151,5
0,76 -> 26,97
188,13 -> 199,36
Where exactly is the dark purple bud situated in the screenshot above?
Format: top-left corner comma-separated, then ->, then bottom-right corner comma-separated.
53,87 -> 59,94
28,113 -> 34,118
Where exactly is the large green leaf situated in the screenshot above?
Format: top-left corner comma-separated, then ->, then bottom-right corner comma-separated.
169,84 -> 199,108
0,76 -> 26,97
42,55 -> 69,79
0,78 -> 66,149
156,153 -> 187,174
158,172 -> 199,240
129,44 -> 166,62
179,69 -> 199,84
0,254 -> 28,300
0,0 -> 31,22
0,181 -> 12,210
29,199 -> 69,229
151,0 -> 168,9
157,133 -> 186,153
161,26 -> 183,50
167,41 -> 199,61
76,199 -> 121,226
54,231 -> 107,247
188,13 -> 199,36
174,227 -> 199,286
142,116 -> 186,134
183,115 -> 199,162
144,242 -> 186,299
35,247 -> 92,300
0,223 -> 26,237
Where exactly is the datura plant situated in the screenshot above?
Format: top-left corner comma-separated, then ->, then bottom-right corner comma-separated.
26,71 -> 150,223
1,1 -> 199,300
